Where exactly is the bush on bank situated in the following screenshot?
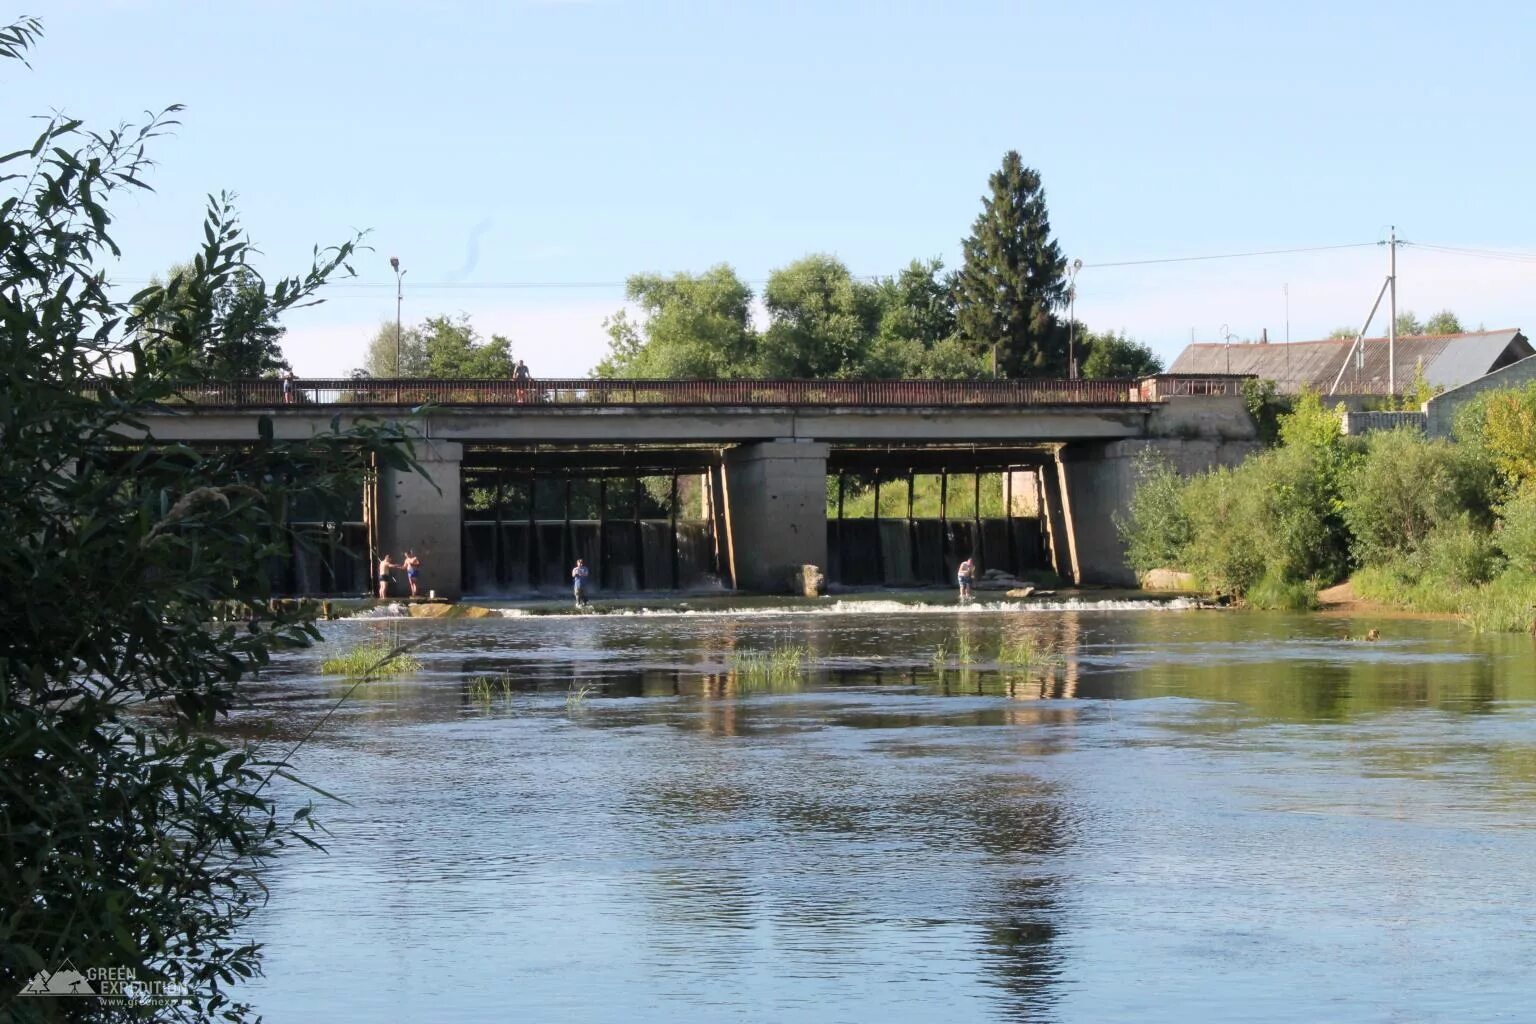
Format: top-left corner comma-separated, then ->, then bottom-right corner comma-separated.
1119,383 -> 1536,630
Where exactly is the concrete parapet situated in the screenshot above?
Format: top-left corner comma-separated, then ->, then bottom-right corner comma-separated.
1146,395 -> 1259,442
723,441 -> 830,593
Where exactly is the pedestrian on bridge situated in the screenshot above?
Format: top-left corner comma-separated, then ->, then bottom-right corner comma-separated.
572,558 -> 590,607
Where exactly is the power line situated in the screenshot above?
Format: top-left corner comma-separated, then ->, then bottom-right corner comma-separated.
110,239 -> 1387,294
1405,242 -> 1536,265
1081,241 -> 1379,269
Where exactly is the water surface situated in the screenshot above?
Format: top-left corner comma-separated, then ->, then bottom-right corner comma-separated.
239,601 -> 1536,1022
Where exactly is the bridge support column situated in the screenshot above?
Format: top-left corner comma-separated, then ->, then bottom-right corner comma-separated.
378,439 -> 463,599
723,440 -> 829,593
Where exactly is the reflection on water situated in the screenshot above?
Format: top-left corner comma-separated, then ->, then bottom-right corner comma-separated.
239,606 -> 1536,1023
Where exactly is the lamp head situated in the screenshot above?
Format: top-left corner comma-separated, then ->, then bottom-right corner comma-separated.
389,256 -> 400,272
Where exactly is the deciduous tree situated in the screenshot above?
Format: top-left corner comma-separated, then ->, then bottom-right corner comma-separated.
594,264 -> 757,378
1080,330 -> 1163,378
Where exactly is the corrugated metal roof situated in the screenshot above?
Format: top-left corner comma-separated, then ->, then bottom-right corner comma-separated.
1168,329 -> 1530,395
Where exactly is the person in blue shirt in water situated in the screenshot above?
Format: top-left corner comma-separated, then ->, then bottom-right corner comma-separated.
571,558 -> 590,607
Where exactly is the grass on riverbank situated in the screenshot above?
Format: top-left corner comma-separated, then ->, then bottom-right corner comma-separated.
1353,566 -> 1536,632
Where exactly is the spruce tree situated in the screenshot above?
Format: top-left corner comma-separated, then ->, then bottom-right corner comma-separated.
952,152 -> 1069,377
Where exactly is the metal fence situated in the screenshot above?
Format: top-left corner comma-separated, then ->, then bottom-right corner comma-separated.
168,375 -> 1253,408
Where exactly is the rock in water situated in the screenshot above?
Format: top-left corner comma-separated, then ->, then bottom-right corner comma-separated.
793,564 -> 826,598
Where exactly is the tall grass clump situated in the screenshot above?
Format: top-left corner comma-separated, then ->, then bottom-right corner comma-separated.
321,628 -> 420,679
728,644 -> 810,691
997,635 -> 1062,669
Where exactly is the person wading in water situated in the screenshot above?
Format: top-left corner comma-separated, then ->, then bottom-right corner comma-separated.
377,554 -> 398,600
571,558 -> 590,608
402,551 -> 422,598
957,556 -> 975,600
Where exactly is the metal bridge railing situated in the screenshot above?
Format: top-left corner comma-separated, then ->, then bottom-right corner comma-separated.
167,375 -> 1253,408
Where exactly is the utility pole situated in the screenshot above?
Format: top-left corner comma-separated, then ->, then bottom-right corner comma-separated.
1387,226 -> 1398,396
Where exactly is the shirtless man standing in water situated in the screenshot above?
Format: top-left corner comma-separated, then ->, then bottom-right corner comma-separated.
377,554 -> 398,599
402,551 -> 422,597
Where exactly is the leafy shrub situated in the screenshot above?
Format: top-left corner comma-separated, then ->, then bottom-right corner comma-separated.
1117,452 -> 1192,574
1453,381 -> 1536,487
1413,516 -> 1501,587
1342,429 -> 1496,566
1463,571 -> 1536,633
1494,487 -> 1536,574
1245,572 -> 1319,611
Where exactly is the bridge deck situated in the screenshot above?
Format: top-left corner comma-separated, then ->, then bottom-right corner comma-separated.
170,374 -> 1249,408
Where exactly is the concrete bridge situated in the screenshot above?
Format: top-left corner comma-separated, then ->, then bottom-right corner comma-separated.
133,376 -> 1260,597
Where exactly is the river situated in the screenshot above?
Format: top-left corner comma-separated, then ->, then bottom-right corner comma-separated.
238,598 -> 1536,1022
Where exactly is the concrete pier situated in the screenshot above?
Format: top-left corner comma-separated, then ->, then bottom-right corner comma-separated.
723,441 -> 831,592
377,439 -> 464,600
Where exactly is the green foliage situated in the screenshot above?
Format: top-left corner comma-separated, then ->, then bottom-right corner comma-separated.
1342,429 -> 1495,566
951,151 -> 1068,377
1415,517 -> 1501,587
760,254 -> 885,378
364,314 -> 513,378
1120,422 -> 1351,599
320,632 -> 421,678
1080,331 -> 1163,378
1117,452 -> 1192,574
1462,571 -> 1536,633
1423,309 -> 1464,335
1395,310 -> 1425,337
137,255 -> 293,378
1245,573 -> 1319,611
1494,488 -> 1536,574
1396,360 -> 1439,410
1241,378 -> 1285,444
595,264 -> 757,379
1452,382 -> 1536,488
1277,388 -> 1344,450
596,255 -> 991,381
728,645 -> 810,691
0,23 -> 421,1019
833,472 -> 1008,519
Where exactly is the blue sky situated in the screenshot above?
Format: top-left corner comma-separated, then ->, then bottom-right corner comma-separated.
7,1 -> 1535,374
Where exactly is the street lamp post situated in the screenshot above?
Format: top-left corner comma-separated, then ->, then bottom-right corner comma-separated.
390,256 -> 405,374
1066,259 -> 1083,379
390,257 -> 405,403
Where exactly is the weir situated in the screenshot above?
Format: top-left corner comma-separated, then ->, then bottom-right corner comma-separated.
127,375 -> 1261,597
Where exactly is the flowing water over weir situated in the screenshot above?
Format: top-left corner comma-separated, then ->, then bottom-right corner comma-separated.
237,602 -> 1536,1022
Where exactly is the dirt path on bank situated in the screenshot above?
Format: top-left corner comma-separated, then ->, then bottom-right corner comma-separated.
1315,580 -> 1460,621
